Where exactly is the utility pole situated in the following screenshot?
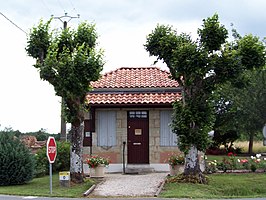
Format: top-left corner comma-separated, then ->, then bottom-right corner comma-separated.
53,13 -> 80,141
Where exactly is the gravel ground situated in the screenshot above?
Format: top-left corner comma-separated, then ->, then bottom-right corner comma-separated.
90,173 -> 167,197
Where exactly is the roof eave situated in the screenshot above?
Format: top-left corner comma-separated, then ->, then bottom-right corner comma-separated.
88,87 -> 182,94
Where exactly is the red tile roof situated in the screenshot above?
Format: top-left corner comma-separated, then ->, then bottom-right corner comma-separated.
91,67 -> 179,88
87,93 -> 181,105
87,67 -> 181,105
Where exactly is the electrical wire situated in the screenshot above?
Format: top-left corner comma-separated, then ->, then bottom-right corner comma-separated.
41,0 -> 53,14
0,12 -> 27,35
68,0 -> 78,15
56,0 -> 66,13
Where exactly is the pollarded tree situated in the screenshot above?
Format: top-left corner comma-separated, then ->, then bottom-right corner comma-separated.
145,14 -> 265,183
26,19 -> 104,183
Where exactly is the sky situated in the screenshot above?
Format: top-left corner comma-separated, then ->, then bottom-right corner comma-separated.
1,0 -> 266,134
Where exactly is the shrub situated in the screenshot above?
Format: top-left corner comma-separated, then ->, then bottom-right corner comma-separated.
0,132 -> 35,185
212,130 -> 240,150
206,146 -> 242,155
206,147 -> 226,155
35,141 -> 70,177
216,152 -> 238,172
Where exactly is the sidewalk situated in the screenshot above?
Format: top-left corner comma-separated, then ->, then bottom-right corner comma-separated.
89,173 -> 168,197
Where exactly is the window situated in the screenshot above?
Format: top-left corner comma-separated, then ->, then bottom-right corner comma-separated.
97,111 -> 116,147
160,110 -> 178,146
128,111 -> 148,119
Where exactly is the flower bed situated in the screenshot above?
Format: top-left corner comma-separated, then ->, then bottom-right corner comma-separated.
206,153 -> 266,173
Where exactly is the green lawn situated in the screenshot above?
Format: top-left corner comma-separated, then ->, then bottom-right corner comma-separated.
1,171 -> 266,199
0,173 -> 94,198
160,173 -> 266,199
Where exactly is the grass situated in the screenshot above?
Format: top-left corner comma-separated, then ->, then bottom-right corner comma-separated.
206,154 -> 247,162
0,173 -> 94,198
163,141 -> 266,199
160,173 -> 266,199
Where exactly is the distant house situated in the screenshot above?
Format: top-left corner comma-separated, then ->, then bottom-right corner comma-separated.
83,67 -> 182,173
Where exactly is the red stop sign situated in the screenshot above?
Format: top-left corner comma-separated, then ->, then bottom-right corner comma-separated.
47,137 -> 57,163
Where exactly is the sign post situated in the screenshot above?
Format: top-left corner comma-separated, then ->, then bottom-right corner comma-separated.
59,171 -> 70,187
47,137 -> 57,194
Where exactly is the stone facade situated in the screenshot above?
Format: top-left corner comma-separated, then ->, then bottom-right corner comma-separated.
83,108 -> 181,167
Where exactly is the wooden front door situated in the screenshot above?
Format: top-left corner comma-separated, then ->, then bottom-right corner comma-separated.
127,111 -> 149,164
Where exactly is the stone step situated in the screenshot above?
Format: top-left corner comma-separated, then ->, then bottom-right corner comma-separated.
125,164 -> 155,174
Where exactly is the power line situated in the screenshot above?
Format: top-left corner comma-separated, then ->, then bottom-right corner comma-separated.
56,0 -> 66,13
41,0 -> 53,14
0,12 -> 27,35
68,0 -> 78,15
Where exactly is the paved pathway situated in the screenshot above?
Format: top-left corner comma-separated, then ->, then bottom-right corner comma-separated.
90,173 -> 167,197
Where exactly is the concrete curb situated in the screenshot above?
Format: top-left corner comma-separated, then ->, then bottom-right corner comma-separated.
83,184 -> 96,196
154,177 -> 166,197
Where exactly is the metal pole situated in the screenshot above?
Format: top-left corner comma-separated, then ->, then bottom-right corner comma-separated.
53,13 -> 80,141
49,163 -> 52,194
122,141 -> 126,174
60,99 -> 67,141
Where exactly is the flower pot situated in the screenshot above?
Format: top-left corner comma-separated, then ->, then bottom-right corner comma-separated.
169,164 -> 183,176
90,164 -> 105,178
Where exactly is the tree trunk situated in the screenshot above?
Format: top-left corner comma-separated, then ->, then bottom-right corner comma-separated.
248,133 -> 254,155
184,145 -> 207,184
70,122 -> 84,183
60,98 -> 67,141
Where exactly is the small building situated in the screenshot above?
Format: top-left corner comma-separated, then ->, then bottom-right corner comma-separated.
83,67 -> 182,173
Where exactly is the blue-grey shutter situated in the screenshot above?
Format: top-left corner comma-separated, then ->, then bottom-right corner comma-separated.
160,111 -> 168,146
107,111 -> 116,146
97,111 -> 116,146
97,111 -> 107,146
160,110 -> 177,146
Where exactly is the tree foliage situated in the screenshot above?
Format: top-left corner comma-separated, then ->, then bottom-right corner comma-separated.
26,19 -> 104,125
213,69 -> 266,153
145,14 -> 265,182
0,127 -> 59,141
212,83 -> 242,149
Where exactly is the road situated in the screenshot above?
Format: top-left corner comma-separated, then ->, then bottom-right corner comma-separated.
1,195 -> 266,200
0,196 -> 158,200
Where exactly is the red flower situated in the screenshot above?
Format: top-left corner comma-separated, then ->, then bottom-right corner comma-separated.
228,152 -> 233,156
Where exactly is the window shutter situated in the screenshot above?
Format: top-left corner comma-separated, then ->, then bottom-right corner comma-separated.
160,110 -> 177,146
97,111 -> 116,147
